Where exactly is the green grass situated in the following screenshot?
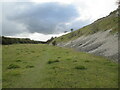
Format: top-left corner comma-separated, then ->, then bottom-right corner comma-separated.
0,45 -> 2,89
7,64 -> 20,69
52,9 -> 118,43
2,44 -> 118,88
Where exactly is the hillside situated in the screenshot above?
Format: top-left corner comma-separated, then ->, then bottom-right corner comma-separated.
52,9 -> 119,43
51,9 -> 119,61
2,44 -> 118,88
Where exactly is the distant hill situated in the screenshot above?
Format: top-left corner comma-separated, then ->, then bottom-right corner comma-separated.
0,36 -> 46,45
50,9 -> 119,62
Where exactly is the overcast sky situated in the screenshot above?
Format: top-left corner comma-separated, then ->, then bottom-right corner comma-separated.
0,0 -> 118,41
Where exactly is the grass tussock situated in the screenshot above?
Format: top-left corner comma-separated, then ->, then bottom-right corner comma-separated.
84,60 -> 90,62
74,65 -> 87,70
15,60 -> 22,62
47,60 -> 59,64
73,60 -> 77,62
25,65 -> 34,68
7,64 -> 20,69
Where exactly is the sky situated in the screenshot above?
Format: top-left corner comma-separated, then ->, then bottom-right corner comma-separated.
0,0 -> 118,41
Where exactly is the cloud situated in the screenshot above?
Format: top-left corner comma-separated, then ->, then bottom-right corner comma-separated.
1,0 -> 117,41
11,32 -> 69,41
0,3 -> 2,35
2,2 -> 79,35
2,19 -> 28,36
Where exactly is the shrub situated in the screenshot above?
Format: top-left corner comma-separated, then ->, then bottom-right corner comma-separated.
74,65 -> 86,70
52,41 -> 57,46
7,64 -> 20,69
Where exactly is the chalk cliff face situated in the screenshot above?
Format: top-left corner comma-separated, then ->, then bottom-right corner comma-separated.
52,9 -> 119,62
57,30 -> 118,62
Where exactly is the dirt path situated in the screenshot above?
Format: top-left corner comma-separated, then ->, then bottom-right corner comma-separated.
12,47 -> 50,88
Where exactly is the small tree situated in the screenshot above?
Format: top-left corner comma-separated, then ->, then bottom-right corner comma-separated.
71,28 -> 73,32
46,37 -> 54,44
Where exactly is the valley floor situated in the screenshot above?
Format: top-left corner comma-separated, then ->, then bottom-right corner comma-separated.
2,44 -> 118,88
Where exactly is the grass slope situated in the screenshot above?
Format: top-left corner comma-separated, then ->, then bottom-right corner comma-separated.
2,44 -> 118,88
53,9 -> 118,43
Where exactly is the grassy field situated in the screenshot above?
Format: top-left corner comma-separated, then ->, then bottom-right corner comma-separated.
2,44 -> 118,88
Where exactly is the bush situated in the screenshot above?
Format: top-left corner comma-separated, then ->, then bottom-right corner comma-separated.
47,60 -> 59,64
7,64 -> 20,69
52,41 -> 57,46
74,65 -> 86,70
